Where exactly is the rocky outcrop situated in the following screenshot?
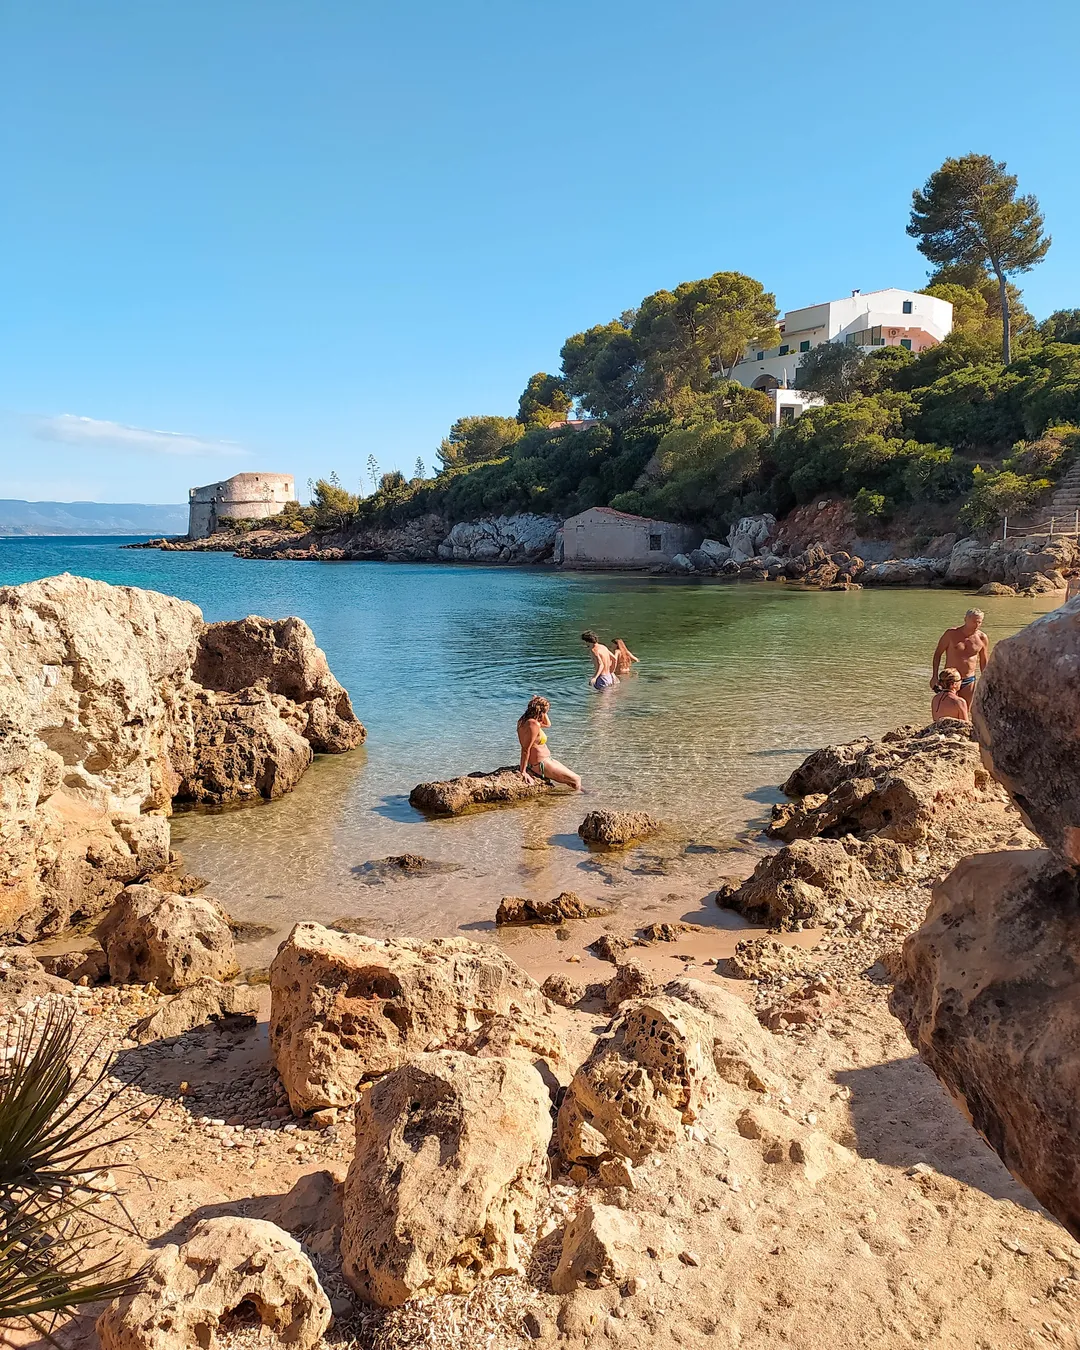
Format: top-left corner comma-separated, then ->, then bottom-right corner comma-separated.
340,1051 -> 551,1306
0,575 -> 362,940
727,514 -> 777,562
436,514 -> 561,564
945,534 -> 1076,590
409,766 -> 552,815
971,596 -> 1080,863
496,892 -> 606,925
891,849 -> 1080,1238
720,937 -> 808,981
96,1217 -> 331,1350
557,980 -> 780,1165
268,923 -> 549,1112
0,948 -> 73,1006
552,1204 -> 677,1294
604,960 -> 658,1010
578,809 -> 661,847
716,839 -> 872,930
131,977 -> 260,1044
191,615 -> 364,754
768,722 -> 996,846
95,885 -> 238,991
862,557 -> 948,585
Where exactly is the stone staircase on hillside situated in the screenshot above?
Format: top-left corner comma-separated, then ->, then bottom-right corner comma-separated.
1008,458 -> 1080,537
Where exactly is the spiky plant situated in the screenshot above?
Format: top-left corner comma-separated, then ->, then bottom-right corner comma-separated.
0,1001 -> 147,1324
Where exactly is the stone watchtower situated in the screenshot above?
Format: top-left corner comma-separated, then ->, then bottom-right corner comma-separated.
187,472 -> 296,539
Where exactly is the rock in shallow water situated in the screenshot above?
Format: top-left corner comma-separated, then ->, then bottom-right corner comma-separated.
496,891 -> 606,925
409,766 -> 552,815
578,809 -> 661,847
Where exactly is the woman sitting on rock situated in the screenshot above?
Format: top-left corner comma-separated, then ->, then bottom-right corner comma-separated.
517,696 -> 582,791
931,668 -> 971,723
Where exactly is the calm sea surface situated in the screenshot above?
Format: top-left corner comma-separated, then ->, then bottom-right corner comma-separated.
0,536 -> 1054,950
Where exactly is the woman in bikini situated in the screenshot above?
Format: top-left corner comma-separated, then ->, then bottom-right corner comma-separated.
931,668 -> 970,723
611,637 -> 639,676
517,696 -> 582,791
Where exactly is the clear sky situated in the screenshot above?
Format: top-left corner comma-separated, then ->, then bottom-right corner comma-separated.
2,0 -> 1078,505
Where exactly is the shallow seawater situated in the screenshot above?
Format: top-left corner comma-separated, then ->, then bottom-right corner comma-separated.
2,536 -> 1056,956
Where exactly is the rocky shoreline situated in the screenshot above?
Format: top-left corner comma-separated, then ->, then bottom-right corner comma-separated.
2,575 -> 1079,1349
133,507 -> 1079,595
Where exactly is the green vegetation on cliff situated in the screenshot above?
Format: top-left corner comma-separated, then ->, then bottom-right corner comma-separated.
291,153 -> 1077,541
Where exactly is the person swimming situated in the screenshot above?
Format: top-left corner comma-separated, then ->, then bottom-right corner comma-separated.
611,637 -> 639,676
517,696 -> 582,790
582,630 -> 617,689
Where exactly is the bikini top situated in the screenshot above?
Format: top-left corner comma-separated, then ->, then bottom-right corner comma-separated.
537,729 -> 548,745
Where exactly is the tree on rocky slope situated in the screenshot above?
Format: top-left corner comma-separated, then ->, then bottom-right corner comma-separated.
436,415 -> 524,470
908,154 -> 1049,365
517,372 -> 572,427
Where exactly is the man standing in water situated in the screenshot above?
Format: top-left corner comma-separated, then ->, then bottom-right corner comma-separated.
930,609 -> 989,710
582,631 -> 617,690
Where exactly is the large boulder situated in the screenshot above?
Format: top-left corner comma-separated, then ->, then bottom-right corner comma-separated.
131,977 -> 260,1044
192,615 -> 364,753
96,1217 -> 331,1350
862,557 -> 947,586
269,923 -> 549,1112
557,980 -> 779,1164
340,1052 -> 551,1306
716,838 -> 871,929
768,722 -> 994,845
170,688 -> 313,805
727,514 -> 776,562
972,596 -> 1080,863
552,1203 -> 677,1294
578,809 -> 660,847
443,515 -> 560,564
409,766 -> 552,815
891,849 -> 1080,1238
0,576 -> 362,940
95,884 -> 238,991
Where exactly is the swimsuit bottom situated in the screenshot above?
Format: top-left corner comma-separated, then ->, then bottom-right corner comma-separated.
960,674 -> 978,687
528,761 -> 548,779
593,673 -> 615,690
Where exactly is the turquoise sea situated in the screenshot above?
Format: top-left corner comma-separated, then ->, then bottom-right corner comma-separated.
0,536 -> 1053,951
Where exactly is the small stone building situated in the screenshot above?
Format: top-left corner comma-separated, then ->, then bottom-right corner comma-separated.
187,472 -> 296,539
560,507 -> 702,569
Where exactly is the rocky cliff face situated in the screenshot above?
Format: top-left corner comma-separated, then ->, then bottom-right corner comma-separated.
891,596 -> 1080,1237
0,574 -> 363,940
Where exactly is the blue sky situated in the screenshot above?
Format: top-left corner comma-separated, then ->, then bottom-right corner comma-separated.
2,0 -> 1078,504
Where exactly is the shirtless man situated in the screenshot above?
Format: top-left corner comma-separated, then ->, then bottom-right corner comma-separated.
931,609 -> 989,709
582,630 -> 617,690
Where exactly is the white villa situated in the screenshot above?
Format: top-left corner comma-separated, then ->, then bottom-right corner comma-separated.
729,287 -> 954,422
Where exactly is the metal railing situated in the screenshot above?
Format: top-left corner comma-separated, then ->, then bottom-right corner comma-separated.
1002,511 -> 1080,540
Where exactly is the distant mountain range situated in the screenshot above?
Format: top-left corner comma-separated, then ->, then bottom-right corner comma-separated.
0,500 -> 188,536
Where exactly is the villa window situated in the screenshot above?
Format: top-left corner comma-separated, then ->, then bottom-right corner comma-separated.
799,339 -> 810,352
902,300 -> 913,314
900,338 -> 912,350
778,344 -> 789,356
756,351 -> 764,361
648,534 -> 663,551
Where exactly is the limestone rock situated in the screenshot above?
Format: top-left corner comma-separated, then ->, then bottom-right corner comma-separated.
578,810 -> 661,847
171,688 -> 313,805
558,980 -> 778,1164
441,514 -> 560,565
340,1052 -> 551,1307
96,1216 -> 331,1350
640,921 -> 701,942
716,839 -> 872,929
862,557 -> 947,586
890,849 -> 1080,1237
946,533 -> 1078,589
409,767 -> 551,815
496,892 -> 606,925
977,581 -> 1016,596
541,973 -> 587,1008
736,1104 -> 853,1184
38,946 -> 108,984
721,938 -> 807,981
95,885 -> 238,992
971,596 -> 1080,863
0,576 -> 361,941
192,615 -> 365,753
727,514 -> 776,560
552,1203 -> 676,1293
269,923 -> 549,1112
0,947 -> 72,1005
604,960 -> 658,1011
131,977 -> 260,1044
769,723 -> 992,846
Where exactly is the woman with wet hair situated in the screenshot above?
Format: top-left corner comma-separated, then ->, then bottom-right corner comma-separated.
517,696 -> 582,791
611,637 -> 639,676
931,668 -> 970,723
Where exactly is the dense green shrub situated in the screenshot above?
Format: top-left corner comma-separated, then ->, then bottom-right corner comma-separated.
958,468 -> 1051,532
